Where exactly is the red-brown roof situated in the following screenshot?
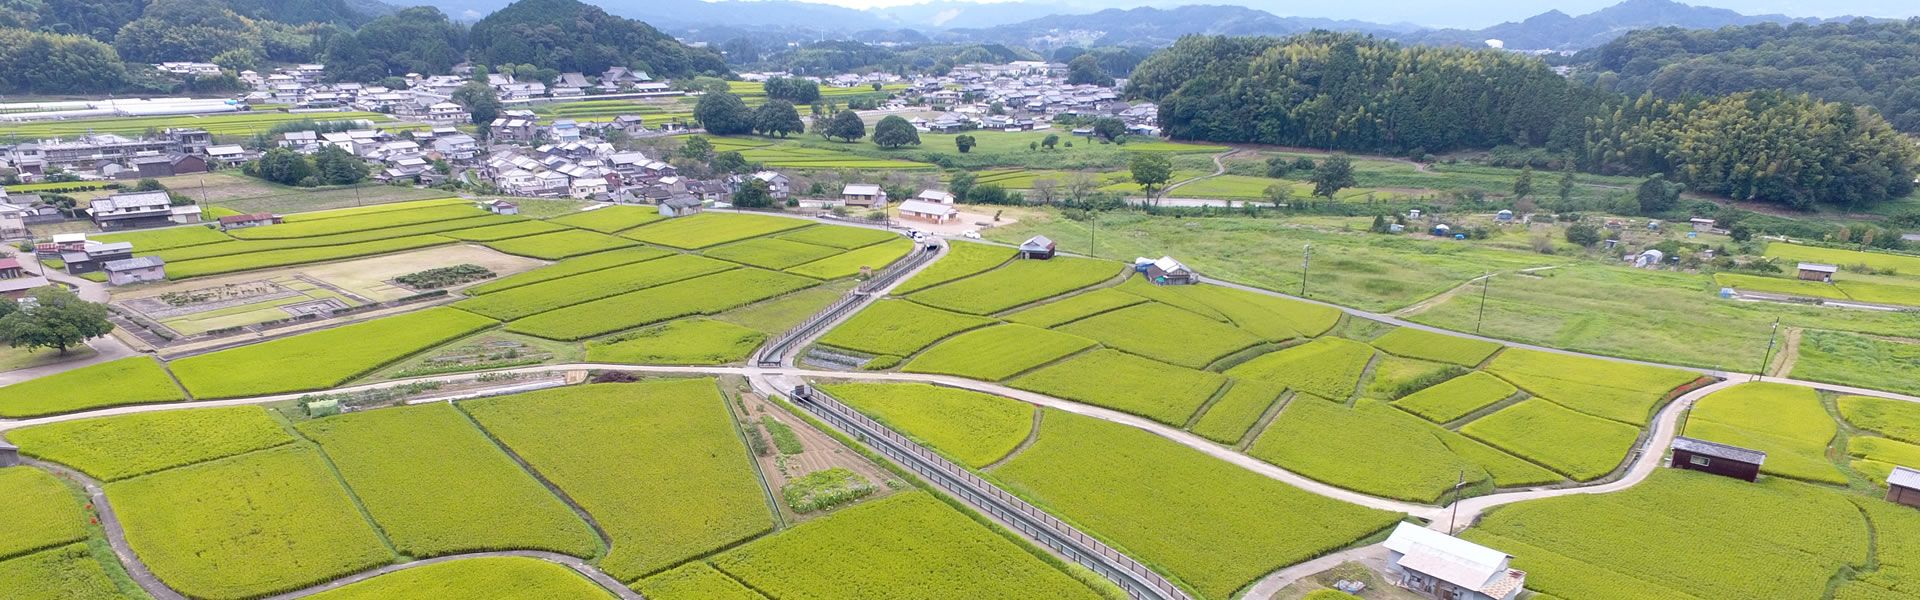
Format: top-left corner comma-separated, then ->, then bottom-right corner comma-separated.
0,258 -> 20,270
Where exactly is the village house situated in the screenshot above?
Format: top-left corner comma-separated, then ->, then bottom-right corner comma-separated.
0,258 -> 49,299
1383,523 -> 1527,600
278,131 -> 322,153
842,184 -> 888,208
60,241 -> 134,275
130,154 -> 208,178
103,256 -> 166,285
89,190 -> 200,230
483,200 -> 519,215
570,176 -> 610,199
217,212 -> 281,230
1888,466 -> 1920,508
490,111 -> 541,143
610,115 -> 647,136
1797,262 -> 1839,283
426,102 -> 470,125
599,67 -> 650,91
659,197 -> 703,218
747,171 -> 791,200
1140,256 -> 1197,285
205,144 -> 248,165
898,199 -> 957,223
1670,436 -> 1765,482
1019,235 -> 1056,259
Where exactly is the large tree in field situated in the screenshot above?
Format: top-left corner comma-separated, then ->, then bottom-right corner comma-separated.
1130,152 -> 1172,194
695,91 -> 754,135
1311,155 -> 1356,199
822,110 -> 866,142
0,287 -> 113,355
871,115 -> 920,148
752,100 -> 805,138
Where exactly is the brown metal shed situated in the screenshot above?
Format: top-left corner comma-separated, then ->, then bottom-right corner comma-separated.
1888,466 -> 1920,508
1670,436 -> 1765,482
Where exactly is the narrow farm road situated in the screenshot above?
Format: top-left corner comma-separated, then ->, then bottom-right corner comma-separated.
1158,149 -> 1237,197
25,458 -> 187,600
255,550 -> 644,600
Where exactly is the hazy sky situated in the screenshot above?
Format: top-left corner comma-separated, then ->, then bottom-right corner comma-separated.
786,0 -> 1920,28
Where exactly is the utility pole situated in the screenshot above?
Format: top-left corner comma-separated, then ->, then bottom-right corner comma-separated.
1475,271 -> 1491,334
1757,318 -> 1781,381
1299,244 -> 1312,297
1448,470 -> 1465,534
1088,218 -> 1095,257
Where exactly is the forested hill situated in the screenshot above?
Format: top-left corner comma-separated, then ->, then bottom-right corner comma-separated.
1572,19 -> 1920,132
468,0 -> 728,79
1130,33 -> 1919,211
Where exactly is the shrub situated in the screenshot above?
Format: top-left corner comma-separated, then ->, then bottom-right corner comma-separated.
781,467 -> 876,513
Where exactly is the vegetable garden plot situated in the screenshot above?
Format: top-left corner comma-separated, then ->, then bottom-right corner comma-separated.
635,563 -> 764,600
1225,337 -> 1376,400
0,467 -> 89,559
228,204 -> 485,239
7,406 -> 293,481
711,492 -> 1107,600
464,380 -> 773,582
907,256 -> 1123,315
783,238 -> 915,280
1463,470 -> 1869,600
0,543 -> 130,600
1682,382 -> 1844,483
0,357 -> 184,418
109,445 -> 394,600
776,225 -> 898,249
1004,288 -> 1146,328
1055,302 -> 1265,369
439,220 -> 571,241
1253,398 -> 1508,503
545,205 -> 665,233
465,246 -> 672,295
483,229 -> 639,260
506,268 -> 818,340
621,212 -> 812,249
816,299 -> 997,357
307,556 -> 615,600
992,409 -> 1403,600
1840,395 -> 1920,445
296,403 -> 600,558
891,240 -> 1013,294
165,234 -> 455,279
455,253 -> 735,320
902,324 -> 1097,381
1011,349 -> 1227,426
818,383 -> 1036,469
704,237 -> 843,270
1460,398 -> 1640,481
1190,379 -> 1286,445
586,319 -> 765,365
170,307 -> 498,398
1391,371 -> 1518,423
1369,327 -> 1502,367
1483,349 -> 1699,425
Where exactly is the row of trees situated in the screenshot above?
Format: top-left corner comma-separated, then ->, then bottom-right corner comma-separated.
1130,32 -> 1919,211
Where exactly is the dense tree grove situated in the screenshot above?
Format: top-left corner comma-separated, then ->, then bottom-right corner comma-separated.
1132,32 -> 1920,209
0,28 -> 130,93
467,0 -> 726,79
321,7 -> 466,82
1576,19 -> 1920,132
695,91 -> 755,135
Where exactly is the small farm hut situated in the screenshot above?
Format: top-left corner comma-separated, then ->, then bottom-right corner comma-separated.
1670,436 -> 1765,482
1888,466 -> 1920,508
1797,263 -> 1838,282
1140,256 -> 1196,285
658,197 -> 703,218
306,399 -> 341,418
0,441 -> 17,467
1019,235 -> 1056,260
1689,217 -> 1716,232
1495,210 -> 1513,222
1383,523 -> 1527,600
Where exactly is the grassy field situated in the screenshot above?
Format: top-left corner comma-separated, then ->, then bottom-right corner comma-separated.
306,556 -> 614,600
908,256 -> 1122,314
892,240 -> 1013,294
585,318 -> 765,365
546,205 -> 665,233
171,307 -> 499,398
818,382 -> 1035,469
816,298 -> 997,357
1483,349 -> 1699,426
1460,399 -> 1641,481
1791,330 -> 1920,397
784,237 -> 915,279
0,543 -> 133,600
705,237 -> 843,270
1370,327 -> 1503,367
1056,302 -> 1264,369
635,562 -> 763,600
0,111 -> 400,138
1683,382 -> 1844,483
465,246 -> 671,294
1252,398 -> 1555,502
483,229 -> 639,260
464,380 -> 773,582
1463,470 -> 1869,600
1839,395 -> 1920,445
0,357 -> 185,418
296,403 -> 600,558
903,324 -> 1097,381
711,491 -> 1108,599
0,467 -> 90,559
8,406 -> 293,481
505,268 -> 817,340
1226,338 -> 1376,400
1190,379 -> 1286,445
1765,243 -> 1920,274
109,445 -> 394,600
1004,288 -> 1146,327
1391,371 -> 1519,423
991,409 -> 1403,599
1011,349 -> 1226,426
622,212 -> 812,249
454,254 -> 735,320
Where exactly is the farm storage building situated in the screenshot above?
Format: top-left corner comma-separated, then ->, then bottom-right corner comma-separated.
1138,256 -> 1196,285
1669,436 -> 1765,482
0,441 -> 16,467
898,199 -> 956,223
1797,263 -> 1838,282
103,256 -> 166,285
1889,466 -> 1920,508
1019,236 -> 1056,259
1383,523 -> 1526,600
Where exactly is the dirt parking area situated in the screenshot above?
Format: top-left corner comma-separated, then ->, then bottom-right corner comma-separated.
734,388 -> 903,524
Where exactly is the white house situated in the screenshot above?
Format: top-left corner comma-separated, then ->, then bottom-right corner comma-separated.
205,144 -> 247,165
898,199 -> 957,223
842,184 -> 888,208
751,171 -> 790,200
426,102 -> 469,125
914,189 -> 956,204
569,176 -> 609,199
1383,523 -> 1526,600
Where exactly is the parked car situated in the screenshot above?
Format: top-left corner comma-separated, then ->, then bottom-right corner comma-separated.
961,230 -> 981,239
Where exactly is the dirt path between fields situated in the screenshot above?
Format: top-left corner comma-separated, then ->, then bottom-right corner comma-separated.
1160,149 -> 1238,197
1773,326 -> 1803,377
